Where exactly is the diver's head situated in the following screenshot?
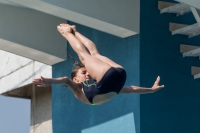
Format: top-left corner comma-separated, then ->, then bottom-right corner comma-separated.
71,65 -> 90,83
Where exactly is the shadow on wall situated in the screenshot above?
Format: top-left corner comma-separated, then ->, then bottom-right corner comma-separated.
52,21 -> 140,133
81,112 -> 136,133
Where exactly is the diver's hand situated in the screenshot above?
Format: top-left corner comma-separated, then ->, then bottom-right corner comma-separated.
151,76 -> 164,92
32,76 -> 53,87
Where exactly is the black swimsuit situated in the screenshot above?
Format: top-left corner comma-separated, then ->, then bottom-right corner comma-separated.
81,67 -> 126,105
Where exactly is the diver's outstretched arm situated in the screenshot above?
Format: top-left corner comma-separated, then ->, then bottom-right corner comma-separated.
33,76 -> 81,93
119,76 -> 164,94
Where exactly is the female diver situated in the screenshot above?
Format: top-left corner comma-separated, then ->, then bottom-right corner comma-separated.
33,24 -> 164,105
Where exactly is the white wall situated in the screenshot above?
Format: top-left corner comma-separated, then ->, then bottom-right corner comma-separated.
42,0 -> 140,33
31,87 -> 52,133
0,50 -> 52,94
0,5 -> 67,65
0,50 -> 52,133
4,0 -> 140,38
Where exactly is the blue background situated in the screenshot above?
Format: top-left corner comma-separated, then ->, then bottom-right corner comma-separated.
52,0 -> 200,132
140,0 -> 200,133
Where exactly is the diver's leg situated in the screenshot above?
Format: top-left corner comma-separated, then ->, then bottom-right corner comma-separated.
70,25 -> 123,68
57,25 -> 111,82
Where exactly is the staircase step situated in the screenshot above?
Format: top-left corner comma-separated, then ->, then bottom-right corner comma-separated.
180,44 -> 200,53
158,1 -> 191,15
180,44 -> 200,57
169,23 -> 188,31
192,66 -> 200,79
170,23 -> 200,38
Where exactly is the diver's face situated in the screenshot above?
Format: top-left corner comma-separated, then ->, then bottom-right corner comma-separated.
73,67 -> 90,83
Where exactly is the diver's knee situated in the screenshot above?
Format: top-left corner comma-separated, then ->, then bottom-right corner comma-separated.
91,51 -> 100,57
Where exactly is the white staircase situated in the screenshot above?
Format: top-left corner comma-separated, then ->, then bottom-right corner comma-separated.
191,66 -> 200,79
180,44 -> 200,79
159,1 -> 200,38
159,1 -> 200,79
158,1 -> 191,15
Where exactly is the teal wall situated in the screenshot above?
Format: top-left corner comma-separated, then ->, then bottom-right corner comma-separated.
52,1 -> 200,133
52,22 -> 140,133
140,0 -> 200,133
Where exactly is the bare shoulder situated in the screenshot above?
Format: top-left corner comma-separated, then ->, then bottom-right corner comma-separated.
65,78 -> 82,93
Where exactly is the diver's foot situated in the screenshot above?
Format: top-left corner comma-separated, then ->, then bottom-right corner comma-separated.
57,25 -> 72,36
59,24 -> 76,35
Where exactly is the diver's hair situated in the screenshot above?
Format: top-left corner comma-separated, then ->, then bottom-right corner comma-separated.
71,64 -> 85,79
69,53 -> 85,79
